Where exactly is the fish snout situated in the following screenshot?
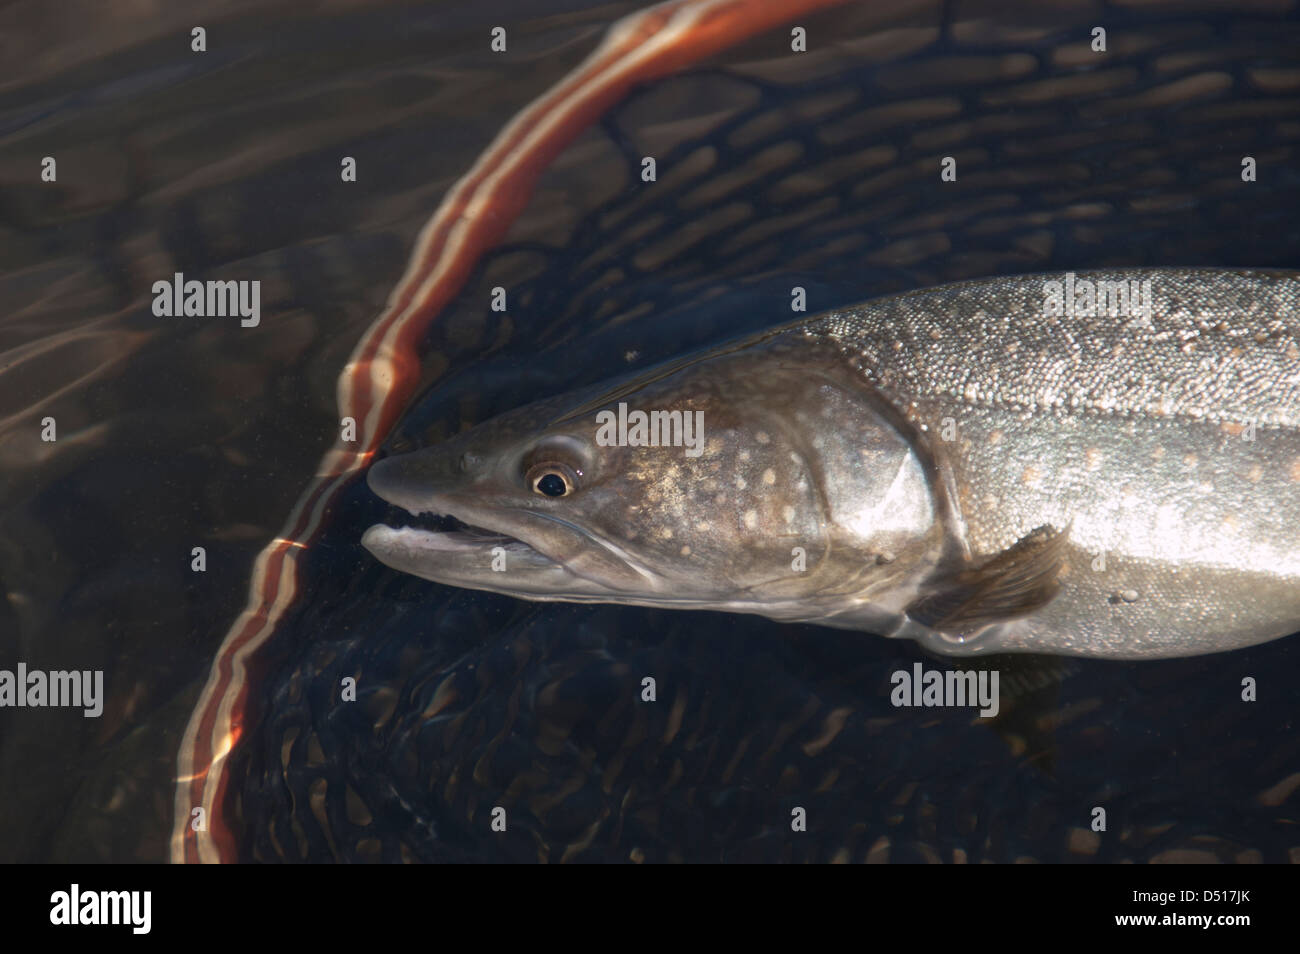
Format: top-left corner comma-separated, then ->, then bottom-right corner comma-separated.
367,451 -> 454,515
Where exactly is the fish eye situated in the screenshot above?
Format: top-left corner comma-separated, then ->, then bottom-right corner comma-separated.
525,462 -> 580,498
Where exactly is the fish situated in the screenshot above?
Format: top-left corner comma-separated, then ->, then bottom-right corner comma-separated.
208,2 -> 1300,864
362,266 -> 1300,660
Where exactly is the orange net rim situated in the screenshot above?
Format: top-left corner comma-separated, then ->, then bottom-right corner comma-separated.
170,0 -> 856,865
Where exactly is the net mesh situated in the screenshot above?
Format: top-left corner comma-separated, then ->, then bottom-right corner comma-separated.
235,1 -> 1300,862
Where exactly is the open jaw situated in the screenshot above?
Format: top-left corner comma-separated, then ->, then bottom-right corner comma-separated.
360,492 -> 669,601
371,508 -> 531,553
361,503 -> 566,589
361,490 -> 684,602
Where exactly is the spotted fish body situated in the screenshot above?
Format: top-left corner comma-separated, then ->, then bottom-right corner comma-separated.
808,267 -> 1300,658
363,267 -> 1300,660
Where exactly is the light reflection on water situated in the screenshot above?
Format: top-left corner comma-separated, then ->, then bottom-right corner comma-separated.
1,0 -> 1298,861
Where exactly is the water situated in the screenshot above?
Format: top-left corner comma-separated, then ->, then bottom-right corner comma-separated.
2,0 -> 1298,862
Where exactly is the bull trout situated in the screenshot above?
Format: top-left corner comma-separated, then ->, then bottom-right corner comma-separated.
362,268 -> 1300,659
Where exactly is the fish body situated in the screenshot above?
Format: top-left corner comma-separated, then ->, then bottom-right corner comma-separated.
363,268 -> 1300,659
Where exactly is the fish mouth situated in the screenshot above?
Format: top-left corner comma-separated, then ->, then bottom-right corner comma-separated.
361,501 -> 573,591
370,507 -> 535,554
361,455 -> 651,598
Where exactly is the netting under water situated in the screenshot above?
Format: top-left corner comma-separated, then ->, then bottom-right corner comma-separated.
231,1 -> 1300,862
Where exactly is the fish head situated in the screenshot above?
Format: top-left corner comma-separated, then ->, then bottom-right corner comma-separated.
362,336 -> 943,621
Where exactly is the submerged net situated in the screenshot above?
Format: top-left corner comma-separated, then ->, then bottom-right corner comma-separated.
234,0 -> 1300,862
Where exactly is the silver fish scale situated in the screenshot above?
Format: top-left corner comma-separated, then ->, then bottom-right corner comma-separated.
798,268 -> 1300,657
804,268 -> 1300,431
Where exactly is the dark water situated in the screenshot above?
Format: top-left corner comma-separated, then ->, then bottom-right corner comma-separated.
2,0 -> 1299,862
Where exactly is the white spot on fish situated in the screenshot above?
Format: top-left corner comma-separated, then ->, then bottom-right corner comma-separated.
743,510 -> 759,530
762,468 -> 776,486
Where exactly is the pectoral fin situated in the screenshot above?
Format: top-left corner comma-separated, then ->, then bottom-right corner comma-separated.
908,523 -> 1071,633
